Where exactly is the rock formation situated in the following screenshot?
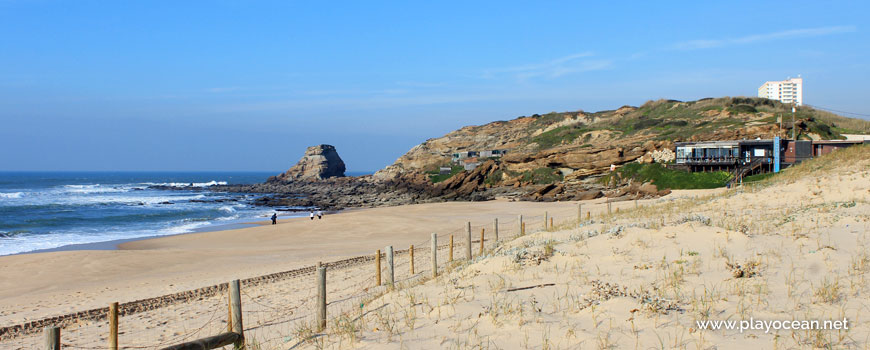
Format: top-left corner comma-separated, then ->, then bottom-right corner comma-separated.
271,144 -> 346,182
376,97 -> 843,185
206,97 -> 868,210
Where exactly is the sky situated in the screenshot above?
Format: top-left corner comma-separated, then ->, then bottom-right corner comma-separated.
1,1 -> 868,172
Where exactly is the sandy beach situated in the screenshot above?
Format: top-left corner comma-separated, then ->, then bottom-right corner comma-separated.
0,197 -> 625,330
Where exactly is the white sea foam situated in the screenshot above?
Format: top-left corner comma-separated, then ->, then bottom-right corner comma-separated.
9,190 -> 208,207
0,218 -> 221,256
61,184 -> 132,194
215,214 -> 241,221
144,181 -> 227,187
0,177 -> 258,255
159,221 -> 213,235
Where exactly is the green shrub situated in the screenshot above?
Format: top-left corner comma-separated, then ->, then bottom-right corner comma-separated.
601,163 -> 731,189
633,118 -> 662,130
531,125 -> 589,148
727,104 -> 758,114
663,120 -> 689,127
804,120 -> 842,139
484,169 -> 504,186
520,167 -> 563,185
428,165 -> 464,183
530,112 -> 571,128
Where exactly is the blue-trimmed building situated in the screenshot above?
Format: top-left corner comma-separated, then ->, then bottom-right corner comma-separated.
674,138 -> 866,178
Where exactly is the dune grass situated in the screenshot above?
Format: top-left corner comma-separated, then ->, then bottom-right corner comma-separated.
769,144 -> 870,185
741,172 -> 776,183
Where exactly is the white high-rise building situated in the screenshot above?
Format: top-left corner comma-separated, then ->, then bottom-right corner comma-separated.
758,76 -> 803,106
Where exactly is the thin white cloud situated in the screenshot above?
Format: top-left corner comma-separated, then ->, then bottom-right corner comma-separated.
484,52 -> 612,80
673,25 -> 857,50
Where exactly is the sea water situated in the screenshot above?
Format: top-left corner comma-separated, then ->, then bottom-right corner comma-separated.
0,171 -> 285,256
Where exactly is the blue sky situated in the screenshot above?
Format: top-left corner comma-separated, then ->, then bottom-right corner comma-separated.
1,1 -> 868,172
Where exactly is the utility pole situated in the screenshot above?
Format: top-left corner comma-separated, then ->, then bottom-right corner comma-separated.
791,104 -> 796,140
779,113 -> 782,136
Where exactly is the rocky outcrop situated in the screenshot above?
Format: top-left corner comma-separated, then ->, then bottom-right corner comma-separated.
606,182 -> 671,199
521,184 -> 604,202
432,160 -> 501,199
271,145 -> 346,182
216,173 -> 437,210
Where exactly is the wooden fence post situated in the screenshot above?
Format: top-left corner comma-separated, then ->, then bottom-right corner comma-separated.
577,203 -> 582,225
544,211 -> 549,230
465,222 -> 472,261
431,233 -> 438,278
550,217 -> 554,230
522,222 -> 526,235
227,286 -> 233,333
109,302 -> 118,350
375,249 -> 381,286
608,200 -> 612,215
518,215 -> 523,236
587,211 -> 590,221
449,235 -> 454,262
44,326 -> 60,350
230,280 -> 243,349
409,245 -> 415,275
316,266 -> 327,331
479,228 -> 484,255
386,245 -> 394,287
493,218 -> 499,242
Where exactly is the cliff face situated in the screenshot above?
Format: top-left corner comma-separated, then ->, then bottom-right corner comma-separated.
272,144 -> 346,182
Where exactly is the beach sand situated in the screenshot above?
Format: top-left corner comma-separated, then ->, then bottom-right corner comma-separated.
2,147 -> 868,349
299,151 -> 868,349
0,197 -> 622,330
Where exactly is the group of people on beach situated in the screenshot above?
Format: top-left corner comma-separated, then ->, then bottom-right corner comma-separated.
309,210 -> 323,220
270,210 -> 323,225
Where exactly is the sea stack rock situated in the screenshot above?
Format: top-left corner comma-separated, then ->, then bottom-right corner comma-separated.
273,144 -> 346,182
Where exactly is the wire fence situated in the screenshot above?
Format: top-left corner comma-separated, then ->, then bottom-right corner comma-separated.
0,211 -> 570,350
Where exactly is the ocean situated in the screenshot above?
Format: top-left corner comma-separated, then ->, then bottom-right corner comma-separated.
0,171 -> 292,256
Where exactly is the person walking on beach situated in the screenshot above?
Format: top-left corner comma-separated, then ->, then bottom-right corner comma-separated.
316,210 -> 323,220
271,213 -> 277,225
310,211 -> 315,220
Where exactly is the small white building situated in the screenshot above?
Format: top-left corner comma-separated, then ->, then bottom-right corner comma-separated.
452,149 -> 507,163
758,76 -> 803,106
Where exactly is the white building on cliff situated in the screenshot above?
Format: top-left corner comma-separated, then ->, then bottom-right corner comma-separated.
758,76 -> 803,106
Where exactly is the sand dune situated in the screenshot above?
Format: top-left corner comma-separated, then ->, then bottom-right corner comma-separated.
299,148 -> 869,349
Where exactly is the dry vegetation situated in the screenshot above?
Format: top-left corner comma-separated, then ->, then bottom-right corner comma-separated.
286,145 -> 870,349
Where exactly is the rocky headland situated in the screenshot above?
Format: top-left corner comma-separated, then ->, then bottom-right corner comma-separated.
160,97 -> 870,210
